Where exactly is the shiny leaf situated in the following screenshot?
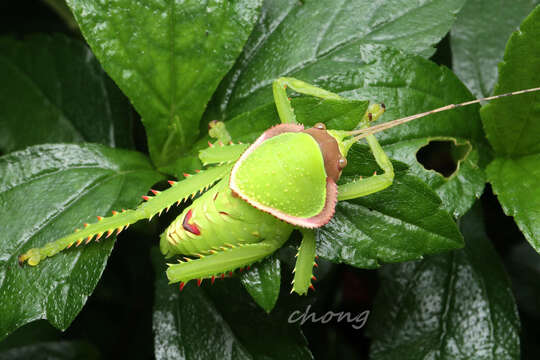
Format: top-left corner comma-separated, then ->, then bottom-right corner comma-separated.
317,145 -> 464,268
335,45 -> 490,217
0,34 -> 133,153
65,0 -> 262,169
481,6 -> 540,252
368,204 -> 520,360
0,144 -> 163,339
208,0 -> 467,120
451,0 -> 539,98
240,255 -> 281,313
487,156 -> 540,252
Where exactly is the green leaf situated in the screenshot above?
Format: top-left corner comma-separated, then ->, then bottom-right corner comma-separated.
0,144 -> 163,340
451,0 -> 540,98
480,6 -> 540,252
487,156 -> 540,252
505,241 -> 540,358
208,0 -> 466,120
481,6 -> 540,156
240,255 -> 281,313
0,34 -> 133,154
65,0 -> 262,169
317,145 -> 464,268
0,341 -> 99,360
338,47 -> 491,217
368,204 -> 520,360
152,249 -> 313,360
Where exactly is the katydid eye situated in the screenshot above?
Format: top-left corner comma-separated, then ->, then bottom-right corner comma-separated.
338,157 -> 347,169
314,122 -> 326,130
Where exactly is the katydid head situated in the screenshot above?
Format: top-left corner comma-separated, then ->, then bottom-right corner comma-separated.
279,102 -> 386,187
323,102 -> 387,160
301,123 -> 344,183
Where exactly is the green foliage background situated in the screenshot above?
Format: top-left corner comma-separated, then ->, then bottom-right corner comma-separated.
0,0 -> 539,359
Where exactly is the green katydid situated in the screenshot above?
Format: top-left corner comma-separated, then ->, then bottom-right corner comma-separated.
18,77 -> 540,295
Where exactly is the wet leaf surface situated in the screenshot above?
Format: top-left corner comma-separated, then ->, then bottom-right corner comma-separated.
368,204 -> 520,360
66,0 -> 262,169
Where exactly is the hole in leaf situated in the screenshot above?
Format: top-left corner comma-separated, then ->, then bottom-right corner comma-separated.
416,140 -> 470,177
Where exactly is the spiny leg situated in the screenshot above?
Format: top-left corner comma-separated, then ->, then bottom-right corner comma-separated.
292,229 -> 317,295
166,240 -> 285,287
199,143 -> 249,166
273,77 -> 343,124
19,163 -> 233,266
338,104 -> 394,200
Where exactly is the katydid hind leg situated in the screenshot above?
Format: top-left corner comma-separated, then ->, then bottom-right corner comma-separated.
166,240 -> 286,286
19,163 -> 233,266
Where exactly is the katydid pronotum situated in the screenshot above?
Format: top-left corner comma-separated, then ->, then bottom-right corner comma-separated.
18,77 -> 540,295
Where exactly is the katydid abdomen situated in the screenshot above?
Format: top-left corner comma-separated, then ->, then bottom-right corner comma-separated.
161,176 -> 294,285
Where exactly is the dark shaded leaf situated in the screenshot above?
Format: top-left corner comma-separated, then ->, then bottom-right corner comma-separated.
0,341 -> 99,360
368,204 -> 520,360
0,34 -> 133,153
505,242 -> 540,359
0,320 -> 61,352
240,255 -> 281,313
41,0 -> 80,33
